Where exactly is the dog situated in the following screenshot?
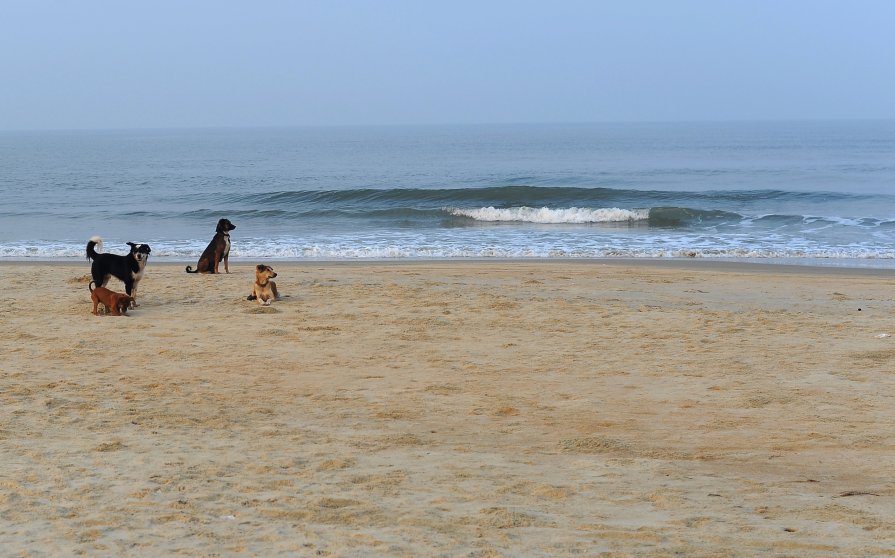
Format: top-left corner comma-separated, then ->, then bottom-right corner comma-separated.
246,264 -> 280,305
86,236 -> 151,307
185,218 -> 236,274
89,281 -> 134,316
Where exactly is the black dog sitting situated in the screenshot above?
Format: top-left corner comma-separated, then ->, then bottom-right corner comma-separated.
185,218 -> 236,274
86,236 -> 151,307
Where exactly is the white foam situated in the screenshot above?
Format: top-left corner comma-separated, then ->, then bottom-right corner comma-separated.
3,233 -> 895,265
449,206 -> 650,224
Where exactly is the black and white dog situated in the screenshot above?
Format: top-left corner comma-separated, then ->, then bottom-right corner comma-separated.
86,236 -> 151,307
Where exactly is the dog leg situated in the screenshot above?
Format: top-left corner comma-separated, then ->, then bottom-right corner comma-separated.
109,297 -> 121,316
256,288 -> 269,306
224,255 -> 230,274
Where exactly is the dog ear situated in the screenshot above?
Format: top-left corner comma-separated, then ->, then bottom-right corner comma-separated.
257,264 -> 265,271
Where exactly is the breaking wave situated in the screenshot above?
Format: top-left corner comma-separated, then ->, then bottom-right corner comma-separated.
448,206 -> 650,223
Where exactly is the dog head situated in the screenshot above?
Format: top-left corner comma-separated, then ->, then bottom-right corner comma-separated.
115,294 -> 135,314
255,264 -> 277,281
216,218 -> 236,234
126,242 -> 152,263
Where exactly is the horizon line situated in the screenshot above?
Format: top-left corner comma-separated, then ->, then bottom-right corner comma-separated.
2,117 -> 894,134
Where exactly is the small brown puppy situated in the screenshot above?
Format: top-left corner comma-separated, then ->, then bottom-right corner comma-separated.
89,282 -> 134,316
246,264 -> 280,306
185,218 -> 236,274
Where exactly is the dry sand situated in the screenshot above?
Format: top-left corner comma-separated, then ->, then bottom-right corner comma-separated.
1,260 -> 894,557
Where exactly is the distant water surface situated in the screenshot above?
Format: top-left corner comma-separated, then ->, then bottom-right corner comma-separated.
1,121 -> 894,266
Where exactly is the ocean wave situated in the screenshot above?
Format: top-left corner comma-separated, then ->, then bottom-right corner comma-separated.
746,214 -> 891,228
209,185 -> 883,210
448,206 -> 650,224
646,207 -> 742,226
5,237 -> 895,263
154,203 -> 738,227
61,184 -> 891,231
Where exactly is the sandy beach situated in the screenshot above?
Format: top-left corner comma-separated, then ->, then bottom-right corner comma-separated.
1,260 -> 893,557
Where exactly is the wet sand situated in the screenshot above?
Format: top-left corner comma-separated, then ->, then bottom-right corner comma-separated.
1,261 -> 893,556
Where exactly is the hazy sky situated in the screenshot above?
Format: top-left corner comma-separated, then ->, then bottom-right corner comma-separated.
2,0 -> 893,130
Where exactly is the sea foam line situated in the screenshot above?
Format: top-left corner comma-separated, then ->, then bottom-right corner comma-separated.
3,241 -> 895,262
449,206 -> 650,223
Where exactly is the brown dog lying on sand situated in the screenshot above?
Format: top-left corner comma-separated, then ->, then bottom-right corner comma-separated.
246,264 -> 280,306
89,282 -> 134,316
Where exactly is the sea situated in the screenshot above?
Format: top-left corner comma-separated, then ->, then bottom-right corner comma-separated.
1,121 -> 894,267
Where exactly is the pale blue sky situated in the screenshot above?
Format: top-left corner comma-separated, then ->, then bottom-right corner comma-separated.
1,0 -> 893,130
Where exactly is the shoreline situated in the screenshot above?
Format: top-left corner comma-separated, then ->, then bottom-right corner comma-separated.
5,256 -> 895,276
2,260 -> 893,555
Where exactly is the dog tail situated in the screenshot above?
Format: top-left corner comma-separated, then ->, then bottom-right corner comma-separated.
88,280 -> 96,292
86,236 -> 103,261
185,265 -> 198,273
